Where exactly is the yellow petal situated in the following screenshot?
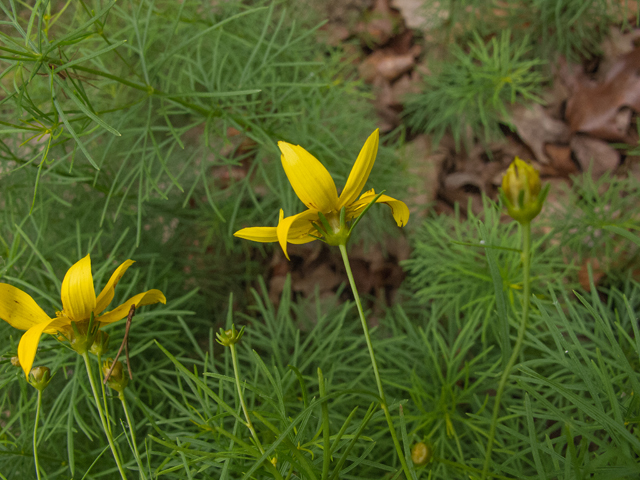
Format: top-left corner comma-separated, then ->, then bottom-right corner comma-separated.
98,289 -> 166,325
0,284 -> 52,330
95,260 -> 135,316
338,129 -> 379,209
276,209 -> 319,260
233,226 -> 278,243
279,142 -> 338,212
350,189 -> 410,227
61,254 -> 96,322
18,317 -> 60,378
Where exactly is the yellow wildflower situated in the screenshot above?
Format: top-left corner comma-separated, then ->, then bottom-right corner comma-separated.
234,129 -> 409,259
0,254 -> 166,377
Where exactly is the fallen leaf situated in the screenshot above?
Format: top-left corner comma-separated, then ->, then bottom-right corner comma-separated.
543,144 -> 579,177
570,134 -> 620,178
510,103 -> 571,164
355,0 -> 401,46
359,48 -> 418,82
391,0 -> 449,31
565,47 -> 640,142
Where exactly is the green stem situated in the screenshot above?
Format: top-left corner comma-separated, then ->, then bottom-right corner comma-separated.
338,244 -> 412,480
482,221 -> 532,479
120,392 -> 148,480
97,353 -> 113,434
318,368 -> 331,480
33,390 -> 42,480
230,343 -> 265,456
82,352 -> 129,480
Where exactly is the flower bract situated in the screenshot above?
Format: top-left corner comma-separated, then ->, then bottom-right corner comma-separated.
0,254 -> 166,377
234,129 -> 409,259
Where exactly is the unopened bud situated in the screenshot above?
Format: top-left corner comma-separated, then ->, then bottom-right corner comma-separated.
29,366 -> 52,391
411,441 -> 432,466
102,359 -> 128,394
216,324 -> 245,347
11,356 -> 20,368
501,157 -> 548,224
69,321 -> 95,354
90,330 -> 110,356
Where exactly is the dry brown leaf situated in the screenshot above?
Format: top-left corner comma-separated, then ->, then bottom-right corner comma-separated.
391,0 -> 449,31
359,48 -> 417,82
543,144 -> 579,177
355,0 -> 400,46
570,135 -> 620,178
565,47 -> 640,142
510,103 -> 571,164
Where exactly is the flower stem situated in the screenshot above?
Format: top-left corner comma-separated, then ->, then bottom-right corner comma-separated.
482,221 -> 532,479
338,244 -> 412,479
82,352 -> 129,480
120,392 -> 148,480
230,343 -> 265,456
33,390 -> 43,480
97,354 -> 113,434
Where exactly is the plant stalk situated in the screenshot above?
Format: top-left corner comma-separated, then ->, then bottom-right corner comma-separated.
338,244 -> 413,479
482,221 -> 531,479
120,392 -> 148,480
230,343 -> 265,456
82,352 -> 129,480
33,390 -> 43,480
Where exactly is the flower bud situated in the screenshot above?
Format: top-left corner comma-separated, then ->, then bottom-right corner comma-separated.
29,366 -> 52,391
411,441 -> 432,466
68,321 -> 95,354
501,157 -> 548,224
102,359 -> 128,394
216,324 -> 245,347
90,330 -> 110,356
10,356 -> 21,368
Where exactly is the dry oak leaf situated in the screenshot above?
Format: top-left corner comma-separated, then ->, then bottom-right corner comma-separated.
510,103 -> 570,164
565,47 -> 640,142
570,135 -> 620,178
359,45 -> 420,83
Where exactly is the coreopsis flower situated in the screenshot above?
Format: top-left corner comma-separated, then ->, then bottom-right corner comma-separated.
501,157 -> 548,223
234,129 -> 409,259
0,255 -> 166,377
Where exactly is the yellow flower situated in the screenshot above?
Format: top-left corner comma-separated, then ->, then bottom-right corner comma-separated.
0,254 -> 166,377
234,129 -> 409,259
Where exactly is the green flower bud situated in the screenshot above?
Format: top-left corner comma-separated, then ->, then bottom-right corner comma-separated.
411,441 -> 432,466
501,157 -> 548,224
10,356 -> 21,368
90,330 -> 110,356
68,320 -> 96,355
29,366 -> 52,392
216,324 -> 245,347
102,359 -> 128,394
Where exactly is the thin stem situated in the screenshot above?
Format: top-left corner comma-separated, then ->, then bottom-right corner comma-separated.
482,221 -> 532,479
338,244 -> 413,480
318,368 -> 331,480
33,390 -> 43,480
120,392 -> 148,480
229,343 -> 265,455
97,353 -> 112,434
82,352 -> 129,480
